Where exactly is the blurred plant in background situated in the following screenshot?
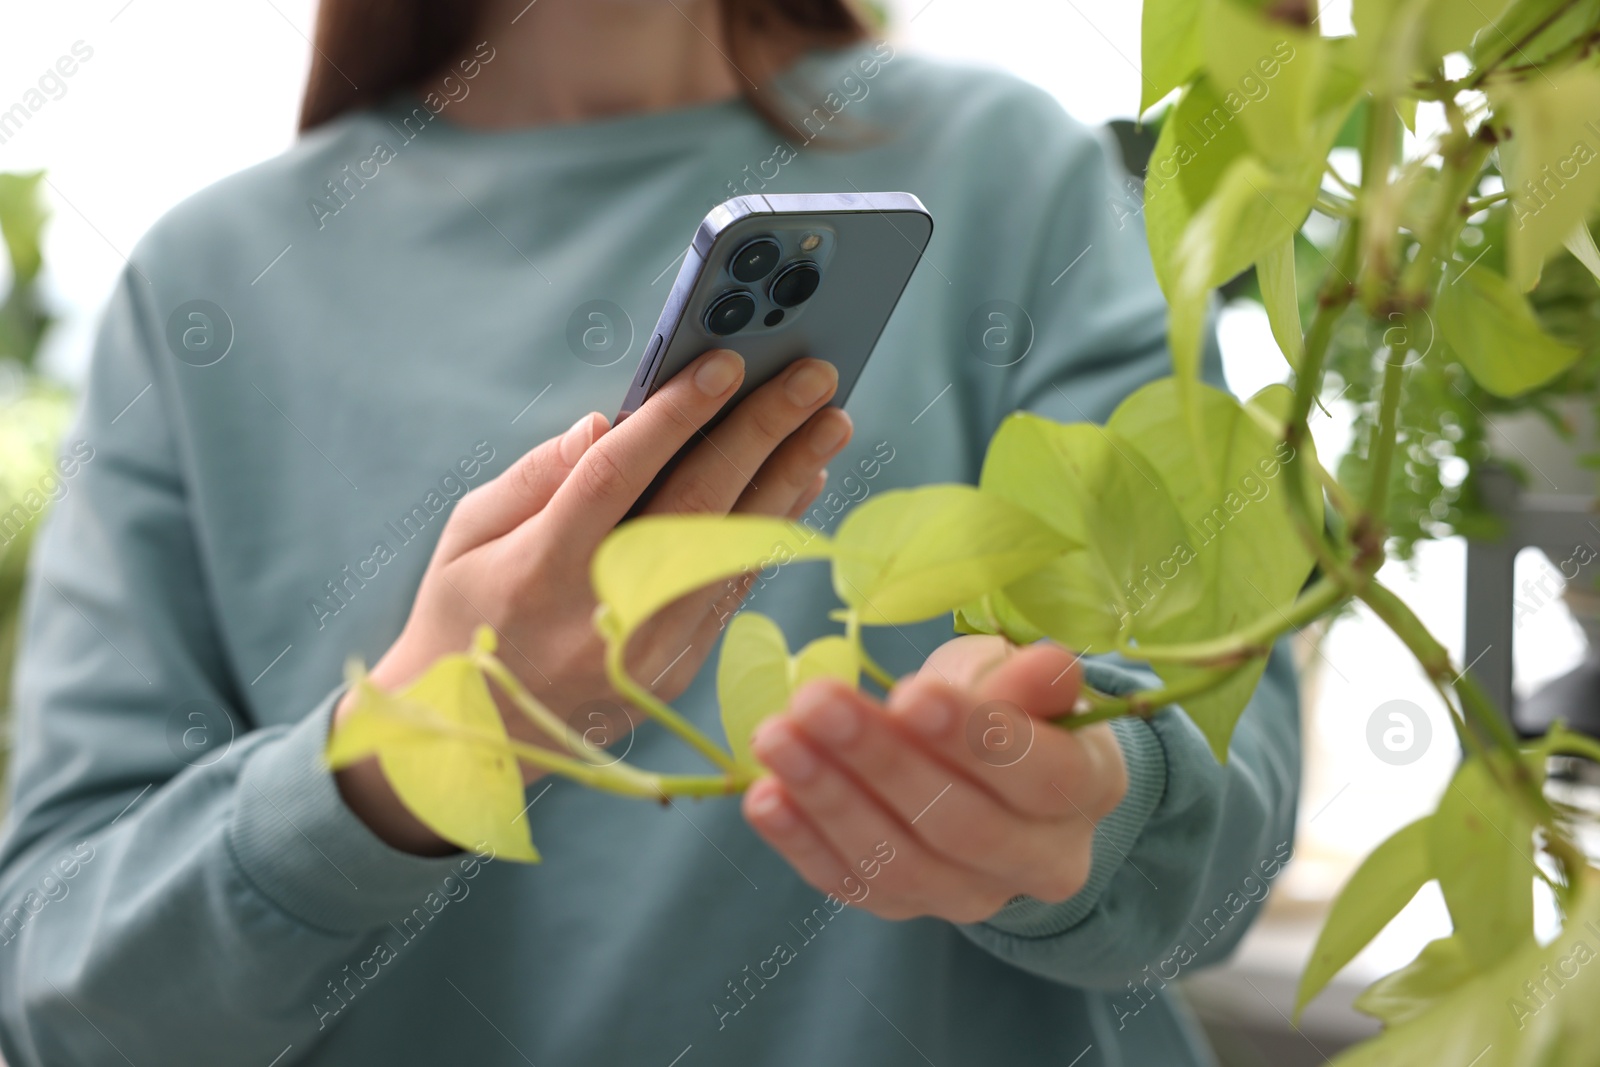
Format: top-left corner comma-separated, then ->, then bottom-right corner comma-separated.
0,171 -> 71,797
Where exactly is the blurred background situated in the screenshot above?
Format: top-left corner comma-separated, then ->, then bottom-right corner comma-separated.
1,2 -> 1594,1063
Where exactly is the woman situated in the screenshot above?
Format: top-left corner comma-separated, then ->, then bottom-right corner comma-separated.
0,1 -> 1299,1064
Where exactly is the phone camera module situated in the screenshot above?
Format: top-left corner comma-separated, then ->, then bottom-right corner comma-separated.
730,238 -> 781,283
704,290 -> 756,336
769,262 -> 821,308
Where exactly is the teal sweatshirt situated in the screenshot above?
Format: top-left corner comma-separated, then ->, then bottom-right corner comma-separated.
0,42 -> 1299,1067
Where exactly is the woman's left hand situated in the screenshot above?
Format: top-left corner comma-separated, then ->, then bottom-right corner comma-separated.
742,635 -> 1127,924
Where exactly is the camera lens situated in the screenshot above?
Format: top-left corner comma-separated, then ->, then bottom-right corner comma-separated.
730,238 -> 781,283
769,262 -> 821,308
704,290 -> 756,336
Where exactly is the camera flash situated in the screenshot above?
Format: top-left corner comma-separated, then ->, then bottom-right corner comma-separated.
799,233 -> 822,252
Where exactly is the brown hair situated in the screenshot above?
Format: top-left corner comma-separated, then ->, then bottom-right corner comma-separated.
298,0 -> 871,133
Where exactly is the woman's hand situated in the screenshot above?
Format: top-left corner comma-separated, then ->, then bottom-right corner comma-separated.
338,349 -> 853,854
742,636 -> 1127,924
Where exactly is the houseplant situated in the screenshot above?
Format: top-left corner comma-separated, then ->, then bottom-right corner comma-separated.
328,0 -> 1600,1060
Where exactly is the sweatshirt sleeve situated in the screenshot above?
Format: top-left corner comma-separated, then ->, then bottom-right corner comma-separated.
958,643 -> 1300,988
0,268 -> 465,1067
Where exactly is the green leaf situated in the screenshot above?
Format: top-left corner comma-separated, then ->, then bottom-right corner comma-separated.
1109,379 -> 1319,759
326,655 -> 540,862
1201,0 -> 1324,166
0,171 -> 48,281
1429,757 -> 1536,969
1165,154 -> 1327,451
980,412 -> 1197,651
953,590 -> 1047,646
716,616 -> 858,772
831,485 -> 1074,626
1140,0 -> 1205,114
1437,264 -> 1581,397
1352,935 -> 1475,1026
1470,0 -> 1597,69
1258,235 -> 1304,366
592,516 -> 831,641
1423,0 -> 1516,62
1493,67 -> 1600,290
1566,221 -> 1600,284
1145,77 -> 1254,304
716,613 -> 792,771
1329,869 -> 1600,1067
1295,816 -> 1435,1020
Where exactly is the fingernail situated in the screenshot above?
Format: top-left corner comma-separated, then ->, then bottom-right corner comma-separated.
749,783 -> 797,831
784,361 -> 835,407
808,411 -> 850,456
695,350 -> 742,396
802,695 -> 860,746
900,695 -> 954,738
754,722 -> 819,782
558,413 -> 598,465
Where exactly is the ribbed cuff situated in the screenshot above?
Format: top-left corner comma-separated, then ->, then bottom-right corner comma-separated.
975,664 -> 1169,939
227,688 -> 466,935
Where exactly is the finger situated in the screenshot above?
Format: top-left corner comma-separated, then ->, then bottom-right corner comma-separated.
440,412 -> 605,555
743,778 -> 860,899
643,358 -> 839,517
885,646 -> 1124,821
787,682 -> 1091,903
538,349 -> 745,549
786,470 -> 828,520
733,407 -> 852,517
918,634 -> 1019,690
750,716 -> 1013,924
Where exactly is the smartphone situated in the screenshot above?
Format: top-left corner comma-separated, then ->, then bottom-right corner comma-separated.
618,191 -> 933,497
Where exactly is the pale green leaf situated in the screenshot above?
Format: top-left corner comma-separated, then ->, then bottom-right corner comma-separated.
1145,77 -> 1254,305
1352,935 -> 1475,1026
1258,235 -> 1304,367
1565,220 -> 1600,285
716,613 -> 793,771
715,617 -> 858,772
1295,816 -> 1435,1020
793,634 -> 859,690
1438,265 -> 1581,397
953,590 -> 1047,646
1201,0 -> 1324,165
1429,757 -> 1537,969
981,412 -> 1198,650
1140,0 -> 1204,114
832,485 -> 1073,626
1493,67 -> 1600,290
1330,870 -> 1600,1067
1424,0 -> 1515,61
0,171 -> 48,281
326,656 -> 540,862
1109,378 -> 1319,759
592,516 -> 831,640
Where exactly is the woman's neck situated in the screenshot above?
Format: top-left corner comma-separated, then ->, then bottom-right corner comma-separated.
441,0 -> 779,128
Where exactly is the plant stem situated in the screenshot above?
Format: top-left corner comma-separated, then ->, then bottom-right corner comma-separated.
603,639 -> 739,773
1466,0 -> 1585,88
475,652 -> 610,764
1357,580 -> 1521,757
1062,662 -> 1246,727
1365,341 -> 1408,520
1118,575 -> 1349,666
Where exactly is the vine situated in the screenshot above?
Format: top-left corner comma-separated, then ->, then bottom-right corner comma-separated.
329,0 -> 1600,1059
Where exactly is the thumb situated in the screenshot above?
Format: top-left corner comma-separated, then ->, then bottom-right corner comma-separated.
440,412 -> 607,555
972,641 -> 1084,721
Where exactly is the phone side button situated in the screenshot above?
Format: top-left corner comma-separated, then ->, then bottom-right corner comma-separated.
635,334 -> 664,388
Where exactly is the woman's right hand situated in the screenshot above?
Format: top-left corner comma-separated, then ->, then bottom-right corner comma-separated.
335,348 -> 853,854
